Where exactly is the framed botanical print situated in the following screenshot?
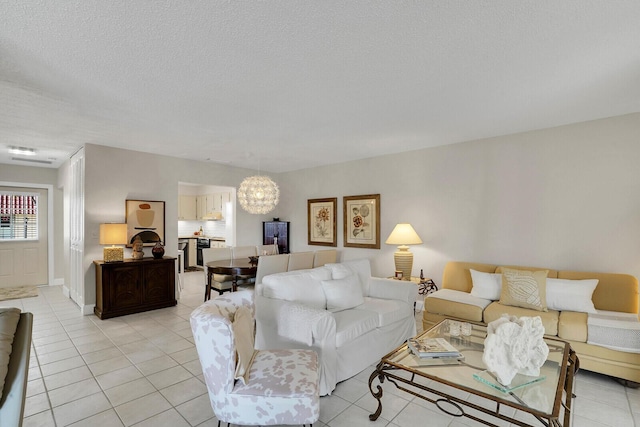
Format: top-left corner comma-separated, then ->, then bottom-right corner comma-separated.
308,197 -> 337,247
343,194 -> 380,249
125,199 -> 165,246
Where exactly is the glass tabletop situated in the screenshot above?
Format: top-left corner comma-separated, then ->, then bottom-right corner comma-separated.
384,319 -> 570,416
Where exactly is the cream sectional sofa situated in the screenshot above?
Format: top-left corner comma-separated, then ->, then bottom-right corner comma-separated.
423,261 -> 640,383
255,259 -> 417,395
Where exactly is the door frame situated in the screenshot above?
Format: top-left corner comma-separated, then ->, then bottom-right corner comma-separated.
0,181 -> 54,286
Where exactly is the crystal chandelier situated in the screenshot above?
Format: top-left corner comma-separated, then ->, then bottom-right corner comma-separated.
237,175 -> 280,214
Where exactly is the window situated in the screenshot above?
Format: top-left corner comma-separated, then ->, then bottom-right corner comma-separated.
0,192 -> 39,240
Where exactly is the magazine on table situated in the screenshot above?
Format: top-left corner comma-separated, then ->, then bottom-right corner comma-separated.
407,337 -> 462,358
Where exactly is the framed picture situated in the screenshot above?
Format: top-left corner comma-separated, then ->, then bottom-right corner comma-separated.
125,200 -> 165,247
308,198 -> 337,247
343,194 -> 380,249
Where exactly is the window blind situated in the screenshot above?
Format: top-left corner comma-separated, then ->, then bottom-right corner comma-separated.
0,192 -> 39,240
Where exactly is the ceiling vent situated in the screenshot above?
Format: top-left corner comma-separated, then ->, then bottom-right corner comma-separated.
12,157 -> 53,165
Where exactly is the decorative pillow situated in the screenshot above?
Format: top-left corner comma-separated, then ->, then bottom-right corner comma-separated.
326,259 -> 372,296
262,267 -> 331,309
499,268 -> 548,312
0,307 -> 21,400
470,269 -> 503,300
546,278 -> 598,313
321,274 -> 365,312
232,306 -> 257,385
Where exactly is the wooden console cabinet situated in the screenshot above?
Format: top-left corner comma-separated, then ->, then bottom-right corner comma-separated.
94,257 -> 177,319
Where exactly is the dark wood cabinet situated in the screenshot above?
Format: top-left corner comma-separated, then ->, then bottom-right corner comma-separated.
94,257 -> 176,319
263,221 -> 290,254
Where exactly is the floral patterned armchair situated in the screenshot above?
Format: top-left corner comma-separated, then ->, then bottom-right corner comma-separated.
190,291 -> 319,426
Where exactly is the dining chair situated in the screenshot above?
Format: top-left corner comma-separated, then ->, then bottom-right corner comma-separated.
255,254 -> 289,285
287,251 -> 315,271
312,249 -> 337,267
190,290 -> 319,427
257,244 -> 278,256
231,245 -> 258,259
202,247 -> 233,301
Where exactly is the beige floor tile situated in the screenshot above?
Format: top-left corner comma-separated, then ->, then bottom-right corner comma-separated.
52,392 -> 111,425
131,408 -> 191,427
175,393 -> 216,426
147,365 -> 193,389
43,365 -> 93,391
23,409 -> 56,427
159,377 -> 207,406
135,355 -> 179,376
48,377 -> 101,407
95,365 -> 144,390
115,392 -> 172,426
89,355 -> 133,376
24,392 -> 51,418
39,355 -> 86,377
67,409 -> 125,427
104,377 -> 156,407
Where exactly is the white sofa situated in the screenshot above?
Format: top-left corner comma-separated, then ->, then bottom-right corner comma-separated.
255,259 -> 417,395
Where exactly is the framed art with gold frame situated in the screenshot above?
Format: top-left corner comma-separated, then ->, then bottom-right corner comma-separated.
125,199 -> 165,247
343,194 -> 380,249
308,197 -> 337,246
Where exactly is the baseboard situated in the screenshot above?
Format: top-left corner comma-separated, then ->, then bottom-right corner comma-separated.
62,285 -> 70,298
53,278 -> 64,286
82,304 -> 95,316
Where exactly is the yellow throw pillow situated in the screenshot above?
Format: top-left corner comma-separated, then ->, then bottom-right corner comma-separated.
500,267 -> 548,312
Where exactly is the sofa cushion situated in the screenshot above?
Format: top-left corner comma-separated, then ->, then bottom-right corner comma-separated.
332,309 -> 378,348
326,259 -> 371,296
546,278 -> 598,313
355,297 -> 410,327
425,289 -> 491,322
0,307 -> 21,400
499,267 -> 548,312
321,275 -> 364,312
483,302 -> 559,335
470,269 -> 502,300
262,267 -> 331,310
558,311 -> 588,342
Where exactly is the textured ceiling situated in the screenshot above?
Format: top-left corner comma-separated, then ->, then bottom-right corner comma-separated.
1,1 -> 639,172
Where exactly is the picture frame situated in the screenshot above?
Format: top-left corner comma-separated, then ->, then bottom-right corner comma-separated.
343,194 -> 380,249
308,198 -> 337,247
125,199 -> 165,247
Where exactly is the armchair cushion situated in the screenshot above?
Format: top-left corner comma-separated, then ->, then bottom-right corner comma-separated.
232,306 -> 257,384
321,275 -> 364,312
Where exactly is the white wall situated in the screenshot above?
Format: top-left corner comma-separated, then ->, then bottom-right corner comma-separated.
276,113 -> 640,283
79,144 -> 266,307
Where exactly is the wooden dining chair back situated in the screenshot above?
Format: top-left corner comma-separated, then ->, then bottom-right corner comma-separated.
202,247 -> 233,301
287,251 -> 315,271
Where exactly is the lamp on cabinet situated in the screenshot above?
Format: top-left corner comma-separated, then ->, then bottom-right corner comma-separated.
99,223 -> 127,262
385,223 -> 422,280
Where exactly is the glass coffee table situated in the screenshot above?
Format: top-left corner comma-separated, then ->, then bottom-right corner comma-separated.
368,319 -> 578,426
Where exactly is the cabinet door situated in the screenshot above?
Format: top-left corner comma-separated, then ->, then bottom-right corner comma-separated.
143,261 -> 172,303
196,195 -> 206,220
108,264 -> 143,310
179,195 -> 197,220
188,240 -> 197,266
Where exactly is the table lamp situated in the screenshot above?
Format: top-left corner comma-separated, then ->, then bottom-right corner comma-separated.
385,223 -> 422,280
100,223 -> 127,262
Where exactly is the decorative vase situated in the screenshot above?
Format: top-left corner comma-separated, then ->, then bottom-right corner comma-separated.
152,241 -> 165,259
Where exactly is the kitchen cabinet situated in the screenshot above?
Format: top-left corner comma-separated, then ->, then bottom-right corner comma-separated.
178,195 -> 197,220
94,257 -> 177,319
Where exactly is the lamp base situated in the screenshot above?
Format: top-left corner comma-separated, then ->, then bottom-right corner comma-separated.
394,246 -> 413,281
104,247 -> 124,263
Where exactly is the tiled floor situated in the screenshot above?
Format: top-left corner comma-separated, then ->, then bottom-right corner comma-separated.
3,271 -> 638,426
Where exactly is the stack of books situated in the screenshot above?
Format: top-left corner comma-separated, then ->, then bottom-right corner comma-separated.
407,337 -> 462,360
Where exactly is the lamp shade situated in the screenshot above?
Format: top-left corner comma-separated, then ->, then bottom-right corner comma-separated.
99,223 -> 127,245
237,175 -> 280,214
385,223 -> 423,246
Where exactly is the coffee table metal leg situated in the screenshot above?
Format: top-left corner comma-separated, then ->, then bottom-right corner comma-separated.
368,364 -> 385,421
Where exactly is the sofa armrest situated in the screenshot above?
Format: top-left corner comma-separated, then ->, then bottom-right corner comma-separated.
368,277 -> 417,305
0,312 -> 33,427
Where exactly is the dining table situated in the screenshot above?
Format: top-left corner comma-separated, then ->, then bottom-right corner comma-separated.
206,258 -> 258,294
